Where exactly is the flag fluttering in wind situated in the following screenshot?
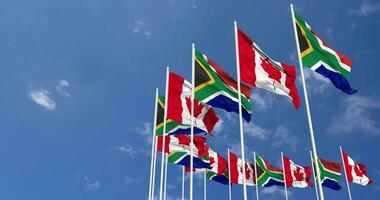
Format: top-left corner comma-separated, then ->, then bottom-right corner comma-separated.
237,28 -> 300,108
293,11 -> 357,95
194,49 -> 252,122
167,72 -> 219,134
282,155 -> 312,188
229,152 -> 255,186
341,150 -> 373,186
156,94 -> 193,136
255,155 -> 284,187
157,135 -> 211,169
185,148 -> 229,185
317,157 -> 342,190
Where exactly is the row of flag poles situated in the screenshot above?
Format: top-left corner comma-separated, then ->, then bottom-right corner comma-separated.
147,4 -> 372,200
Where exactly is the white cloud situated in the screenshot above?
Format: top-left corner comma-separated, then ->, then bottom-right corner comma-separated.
133,19 -> 152,37
56,79 -> 71,97
325,27 -> 333,39
213,119 -> 223,135
29,88 -> 56,111
136,122 -> 153,143
251,92 -> 276,111
244,123 -> 269,140
191,0 -> 197,8
115,143 -> 138,158
261,187 -> 292,197
350,1 -> 380,16
272,126 -> 298,152
124,177 -> 141,184
83,176 -> 100,191
328,96 -> 380,135
302,69 -> 330,94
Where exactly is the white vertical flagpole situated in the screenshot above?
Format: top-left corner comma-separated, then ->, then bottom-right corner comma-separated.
204,170 -> 207,200
281,152 -> 289,200
233,20 -> 248,200
182,166 -> 185,200
148,89 -> 159,200
253,152 -> 259,200
228,148 -> 232,200
159,67 -> 170,200
190,43 -> 195,200
151,136 -> 159,200
340,146 -> 353,200
309,150 -> 320,200
290,4 -> 325,200
163,154 -> 168,200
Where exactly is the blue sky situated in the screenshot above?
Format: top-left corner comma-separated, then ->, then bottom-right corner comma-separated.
0,0 -> 380,199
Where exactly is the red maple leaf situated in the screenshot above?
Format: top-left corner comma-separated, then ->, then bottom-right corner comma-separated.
294,166 -> 305,181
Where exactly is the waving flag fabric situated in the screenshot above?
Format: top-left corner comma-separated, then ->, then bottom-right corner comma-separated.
167,72 -> 219,134
317,157 -> 342,190
342,150 -> 373,186
156,94 -> 192,136
194,50 -> 252,122
229,152 -> 255,186
255,155 -> 284,187
157,135 -> 211,169
237,28 -> 300,108
283,155 -> 312,188
294,12 -> 357,95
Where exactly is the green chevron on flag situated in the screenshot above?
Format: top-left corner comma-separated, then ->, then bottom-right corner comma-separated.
155,94 -> 190,136
255,155 -> 284,187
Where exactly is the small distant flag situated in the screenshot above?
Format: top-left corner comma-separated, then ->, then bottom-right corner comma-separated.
194,49 -> 252,122
157,135 -> 211,169
255,155 -> 284,187
293,11 -> 357,95
237,28 -> 301,108
229,152 -> 256,186
341,150 -> 373,186
317,157 -> 342,190
167,72 -> 219,134
282,155 -> 312,188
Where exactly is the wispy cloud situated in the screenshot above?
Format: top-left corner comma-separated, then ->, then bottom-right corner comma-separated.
251,92 -> 275,111
136,122 -> 153,143
261,187 -> 292,197
29,88 -> 56,111
325,27 -> 333,39
114,143 -> 138,158
133,19 -> 152,37
124,176 -> 141,184
328,96 -> 380,135
83,176 -> 100,191
191,0 -> 198,9
56,79 -> 71,97
302,69 -> 330,94
213,118 -> 223,135
244,123 -> 269,140
349,1 -> 380,16
272,126 -> 299,152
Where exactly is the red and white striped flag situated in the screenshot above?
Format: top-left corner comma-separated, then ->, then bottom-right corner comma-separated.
342,150 -> 373,186
282,155 -> 312,188
167,72 -> 219,134
229,152 -> 255,186
237,28 -> 300,108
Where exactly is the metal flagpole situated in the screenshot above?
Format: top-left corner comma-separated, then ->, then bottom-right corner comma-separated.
340,146 -> 353,200
159,67 -> 170,200
182,166 -> 185,200
309,151 -> 320,200
228,148 -> 232,200
163,154 -> 168,200
289,4 -> 325,200
190,43 -> 195,200
281,152 -> 289,200
253,152 -> 259,200
204,170 -> 207,200
233,20 -> 248,200
148,89 -> 159,200
151,136 -> 159,200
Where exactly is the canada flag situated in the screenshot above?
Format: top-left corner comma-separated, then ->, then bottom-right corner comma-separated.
341,150 -> 373,186
282,155 -> 312,188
